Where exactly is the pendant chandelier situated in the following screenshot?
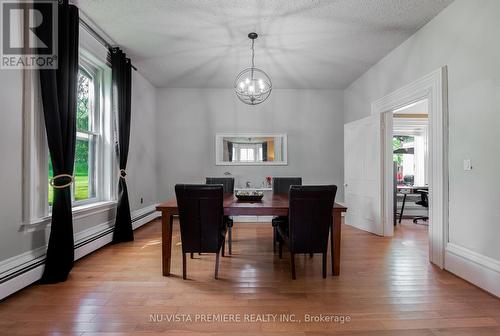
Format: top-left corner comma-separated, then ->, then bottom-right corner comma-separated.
234,32 -> 272,105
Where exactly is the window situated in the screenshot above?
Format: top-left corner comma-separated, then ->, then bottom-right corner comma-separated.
232,143 -> 264,163
240,148 -> 254,162
393,134 -> 427,186
47,52 -> 114,209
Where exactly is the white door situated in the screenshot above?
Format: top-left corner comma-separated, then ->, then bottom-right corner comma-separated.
344,115 -> 383,235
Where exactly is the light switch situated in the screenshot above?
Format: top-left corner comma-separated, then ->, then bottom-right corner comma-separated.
463,159 -> 472,171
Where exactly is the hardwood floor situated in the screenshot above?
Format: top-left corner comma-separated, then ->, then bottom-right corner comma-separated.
1,219 -> 499,335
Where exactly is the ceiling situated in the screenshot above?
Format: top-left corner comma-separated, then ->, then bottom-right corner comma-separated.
75,0 -> 453,89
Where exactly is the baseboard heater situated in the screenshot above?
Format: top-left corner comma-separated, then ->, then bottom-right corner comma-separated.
0,209 -> 159,287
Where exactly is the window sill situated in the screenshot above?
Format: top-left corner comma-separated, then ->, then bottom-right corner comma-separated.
21,200 -> 117,232
72,200 -> 117,219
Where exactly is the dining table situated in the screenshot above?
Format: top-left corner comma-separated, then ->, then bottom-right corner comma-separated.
156,191 -> 347,276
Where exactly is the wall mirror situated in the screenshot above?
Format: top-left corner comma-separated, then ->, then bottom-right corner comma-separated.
215,133 -> 287,165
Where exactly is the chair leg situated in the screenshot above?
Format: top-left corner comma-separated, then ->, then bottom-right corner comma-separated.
215,251 -> 220,280
190,253 -> 194,259
291,252 -> 296,280
309,253 -> 313,258
322,252 -> 327,279
222,238 -> 225,257
399,194 -> 407,223
278,238 -> 283,259
228,227 -> 232,255
182,253 -> 187,280
273,227 -> 277,253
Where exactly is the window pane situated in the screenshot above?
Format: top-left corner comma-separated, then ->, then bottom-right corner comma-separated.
77,70 -> 91,131
240,148 -> 247,161
74,137 -> 92,201
48,155 -> 53,206
248,148 -> 254,161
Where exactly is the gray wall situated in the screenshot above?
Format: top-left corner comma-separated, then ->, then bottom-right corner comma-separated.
156,88 -> 344,201
0,70 -> 28,262
127,71 -> 158,211
0,70 -> 158,263
344,0 -> 500,261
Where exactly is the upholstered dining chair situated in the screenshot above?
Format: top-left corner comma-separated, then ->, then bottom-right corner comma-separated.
175,184 -> 229,279
206,177 -> 234,254
276,185 -> 337,279
271,177 -> 302,253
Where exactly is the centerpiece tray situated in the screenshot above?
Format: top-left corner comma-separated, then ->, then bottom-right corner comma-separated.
235,191 -> 264,202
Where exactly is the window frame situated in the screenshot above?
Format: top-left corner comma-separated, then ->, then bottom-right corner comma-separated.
72,61 -> 102,207
69,50 -> 116,209
393,118 -> 429,186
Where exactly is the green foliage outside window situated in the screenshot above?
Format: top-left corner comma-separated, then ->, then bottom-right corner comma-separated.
393,135 -> 414,165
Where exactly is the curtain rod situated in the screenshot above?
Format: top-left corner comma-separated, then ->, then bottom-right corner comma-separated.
79,18 -> 138,71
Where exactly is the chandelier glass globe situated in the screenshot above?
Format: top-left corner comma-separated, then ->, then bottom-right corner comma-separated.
234,33 -> 272,105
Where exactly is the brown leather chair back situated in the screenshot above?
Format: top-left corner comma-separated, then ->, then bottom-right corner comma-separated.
288,185 -> 337,253
175,184 -> 225,253
272,177 -> 302,194
206,177 -> 234,193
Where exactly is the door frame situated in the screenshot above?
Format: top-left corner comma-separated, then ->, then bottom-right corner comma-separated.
371,67 -> 449,268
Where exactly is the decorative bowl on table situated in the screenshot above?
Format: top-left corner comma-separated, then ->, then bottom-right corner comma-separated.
235,190 -> 264,202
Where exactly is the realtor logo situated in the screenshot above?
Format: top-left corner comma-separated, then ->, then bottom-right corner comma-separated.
1,0 -> 58,69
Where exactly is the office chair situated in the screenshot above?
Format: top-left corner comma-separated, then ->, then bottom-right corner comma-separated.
413,189 -> 429,225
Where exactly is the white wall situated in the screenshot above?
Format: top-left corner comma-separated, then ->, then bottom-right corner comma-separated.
344,0 -> 500,293
156,88 -> 344,202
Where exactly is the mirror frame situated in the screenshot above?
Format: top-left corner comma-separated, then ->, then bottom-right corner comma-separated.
215,133 -> 288,166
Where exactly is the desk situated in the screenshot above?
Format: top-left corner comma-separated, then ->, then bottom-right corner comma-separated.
396,185 -> 428,224
156,192 -> 347,276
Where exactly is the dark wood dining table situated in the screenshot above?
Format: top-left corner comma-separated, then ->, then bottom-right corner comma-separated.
156,191 -> 347,276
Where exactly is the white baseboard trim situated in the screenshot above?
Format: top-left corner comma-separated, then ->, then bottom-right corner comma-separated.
0,265 -> 45,302
0,204 -> 160,301
132,204 -> 160,229
445,243 -> 500,297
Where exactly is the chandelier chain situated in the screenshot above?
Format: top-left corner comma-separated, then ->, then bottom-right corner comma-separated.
251,38 -> 255,68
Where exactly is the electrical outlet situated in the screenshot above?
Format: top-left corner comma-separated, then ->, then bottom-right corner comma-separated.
463,159 -> 472,171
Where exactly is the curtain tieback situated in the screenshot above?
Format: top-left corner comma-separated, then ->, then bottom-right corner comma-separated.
49,174 -> 74,189
119,169 -> 127,179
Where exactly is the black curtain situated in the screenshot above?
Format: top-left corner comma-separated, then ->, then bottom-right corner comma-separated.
38,1 -> 79,283
262,142 -> 268,161
111,48 -> 134,243
227,141 -> 233,162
